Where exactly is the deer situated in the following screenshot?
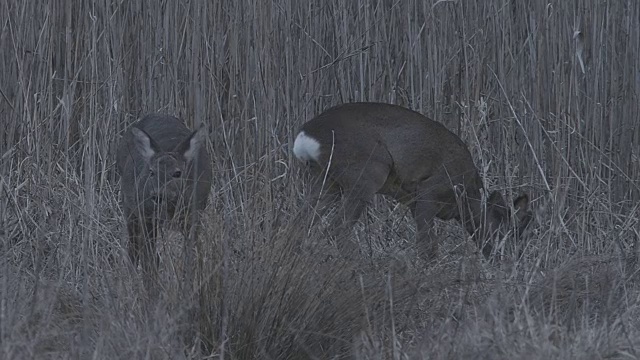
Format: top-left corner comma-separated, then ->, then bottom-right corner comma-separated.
116,114 -> 212,290
293,102 -> 531,261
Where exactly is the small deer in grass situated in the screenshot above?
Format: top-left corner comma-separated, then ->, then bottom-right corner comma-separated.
116,114 -> 212,287
293,102 -> 531,260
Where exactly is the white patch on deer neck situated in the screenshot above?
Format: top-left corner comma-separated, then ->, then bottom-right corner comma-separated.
293,131 -> 321,162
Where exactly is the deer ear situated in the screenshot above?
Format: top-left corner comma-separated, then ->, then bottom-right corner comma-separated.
178,125 -> 207,162
131,127 -> 158,162
513,194 -> 531,222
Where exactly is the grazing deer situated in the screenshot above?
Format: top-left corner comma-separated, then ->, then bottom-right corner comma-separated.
116,114 -> 212,288
293,102 -> 530,260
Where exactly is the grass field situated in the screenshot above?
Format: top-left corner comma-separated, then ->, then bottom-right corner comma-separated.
1,0 -> 639,359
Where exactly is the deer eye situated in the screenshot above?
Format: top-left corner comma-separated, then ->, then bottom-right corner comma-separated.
172,170 -> 182,178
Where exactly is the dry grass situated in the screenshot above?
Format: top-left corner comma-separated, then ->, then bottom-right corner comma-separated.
1,0 -> 639,359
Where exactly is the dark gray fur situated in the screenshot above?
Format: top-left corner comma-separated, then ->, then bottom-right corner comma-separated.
296,102 -> 531,260
116,114 -> 212,283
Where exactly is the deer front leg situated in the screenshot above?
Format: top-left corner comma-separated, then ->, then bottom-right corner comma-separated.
139,219 -> 159,294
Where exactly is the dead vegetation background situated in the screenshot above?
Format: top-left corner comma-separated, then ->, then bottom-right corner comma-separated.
1,0 -> 639,359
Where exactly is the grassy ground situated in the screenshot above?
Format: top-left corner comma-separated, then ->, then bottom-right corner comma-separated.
1,0 -> 639,359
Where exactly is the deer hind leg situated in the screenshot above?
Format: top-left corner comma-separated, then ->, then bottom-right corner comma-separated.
306,174 -> 342,222
328,159 -> 391,254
